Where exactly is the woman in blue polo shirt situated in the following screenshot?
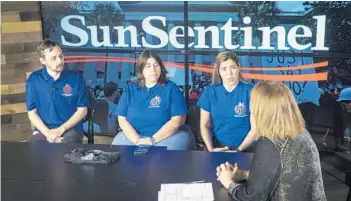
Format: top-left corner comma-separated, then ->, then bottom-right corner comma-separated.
197,51 -> 256,152
112,50 -> 195,150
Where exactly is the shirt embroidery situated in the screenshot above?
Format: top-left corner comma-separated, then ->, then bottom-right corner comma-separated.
62,84 -> 73,97
149,95 -> 161,108
234,102 -> 247,117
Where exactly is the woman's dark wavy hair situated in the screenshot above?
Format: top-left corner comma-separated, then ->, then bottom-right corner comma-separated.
135,50 -> 168,87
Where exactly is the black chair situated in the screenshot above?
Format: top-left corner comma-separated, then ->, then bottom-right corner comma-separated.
187,101 -> 205,151
299,103 -> 336,153
82,107 -> 94,144
86,99 -> 118,144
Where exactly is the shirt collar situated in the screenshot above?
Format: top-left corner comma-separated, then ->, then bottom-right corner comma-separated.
42,66 -> 68,82
41,66 -> 51,81
221,81 -> 242,93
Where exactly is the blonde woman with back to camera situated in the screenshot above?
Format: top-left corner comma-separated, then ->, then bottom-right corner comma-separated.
216,81 -> 327,201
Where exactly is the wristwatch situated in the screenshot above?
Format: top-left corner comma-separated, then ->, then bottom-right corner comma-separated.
150,137 -> 156,145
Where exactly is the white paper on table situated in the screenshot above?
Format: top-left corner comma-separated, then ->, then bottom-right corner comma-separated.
158,191 -> 164,201
159,183 -> 214,201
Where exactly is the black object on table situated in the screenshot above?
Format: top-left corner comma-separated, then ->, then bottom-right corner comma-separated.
1,141 -> 253,201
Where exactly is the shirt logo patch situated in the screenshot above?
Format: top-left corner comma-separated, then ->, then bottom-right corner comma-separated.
149,95 -> 161,108
62,84 -> 73,97
234,102 -> 247,117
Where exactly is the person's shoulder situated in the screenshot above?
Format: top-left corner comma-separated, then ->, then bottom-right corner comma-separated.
198,84 -> 217,97
294,129 -> 317,148
65,69 -> 84,79
205,84 -> 220,92
239,81 -> 254,91
211,83 -> 221,88
125,81 -> 139,91
163,80 -> 181,91
63,70 -> 86,84
253,137 -> 282,172
27,68 -> 44,81
106,99 -> 117,108
256,137 -> 281,156
164,80 -> 177,88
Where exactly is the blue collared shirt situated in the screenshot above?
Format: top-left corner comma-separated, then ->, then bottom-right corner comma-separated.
115,81 -> 187,137
25,66 -> 89,132
197,82 -> 253,147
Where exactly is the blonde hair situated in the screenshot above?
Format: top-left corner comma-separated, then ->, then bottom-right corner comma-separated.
212,50 -> 246,85
37,39 -> 62,58
250,81 -> 305,140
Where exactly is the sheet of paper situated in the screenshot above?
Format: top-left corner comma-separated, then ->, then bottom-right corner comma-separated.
159,183 -> 214,201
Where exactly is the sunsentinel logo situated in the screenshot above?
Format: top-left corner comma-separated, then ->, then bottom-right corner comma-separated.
64,56 -> 328,82
61,15 -> 329,51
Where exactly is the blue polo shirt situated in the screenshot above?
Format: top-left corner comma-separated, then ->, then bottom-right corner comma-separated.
25,67 -> 89,132
116,81 -> 187,137
197,82 -> 253,148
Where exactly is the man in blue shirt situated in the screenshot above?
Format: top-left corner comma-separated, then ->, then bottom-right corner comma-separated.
26,39 -> 89,143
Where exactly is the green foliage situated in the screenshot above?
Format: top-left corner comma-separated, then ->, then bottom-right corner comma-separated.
303,1 -> 351,53
237,2 -> 281,40
90,2 -> 124,27
43,1 -> 88,38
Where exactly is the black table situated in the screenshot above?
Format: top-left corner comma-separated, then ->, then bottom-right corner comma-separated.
2,142 -> 253,201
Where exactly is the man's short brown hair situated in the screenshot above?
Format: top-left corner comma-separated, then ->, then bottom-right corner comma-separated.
103,82 -> 118,97
37,39 -> 62,58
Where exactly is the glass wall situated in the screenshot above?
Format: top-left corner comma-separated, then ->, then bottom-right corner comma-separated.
41,1 -> 351,141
